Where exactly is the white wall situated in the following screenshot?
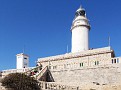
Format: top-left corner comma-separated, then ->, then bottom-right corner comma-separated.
16,54 -> 29,69
71,26 -> 89,53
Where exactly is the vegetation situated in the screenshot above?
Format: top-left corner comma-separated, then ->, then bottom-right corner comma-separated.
1,73 -> 40,90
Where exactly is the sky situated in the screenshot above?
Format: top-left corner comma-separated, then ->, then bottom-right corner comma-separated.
0,0 -> 121,70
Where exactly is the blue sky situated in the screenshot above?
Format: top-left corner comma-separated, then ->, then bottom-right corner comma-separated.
0,0 -> 121,70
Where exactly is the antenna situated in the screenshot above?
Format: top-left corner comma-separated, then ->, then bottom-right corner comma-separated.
80,5 -> 82,8
108,36 -> 111,47
23,45 -> 25,54
67,45 -> 69,53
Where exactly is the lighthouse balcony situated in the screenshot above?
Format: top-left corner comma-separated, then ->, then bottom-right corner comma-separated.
71,24 -> 90,31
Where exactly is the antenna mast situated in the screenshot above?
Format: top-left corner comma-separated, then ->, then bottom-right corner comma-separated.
108,36 -> 111,47
67,45 -> 68,53
23,45 -> 25,54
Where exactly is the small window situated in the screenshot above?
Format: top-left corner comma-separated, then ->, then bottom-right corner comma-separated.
49,66 -> 51,69
114,59 -> 116,63
80,63 -> 84,67
53,66 -> 57,69
80,63 -> 81,67
112,59 -> 114,64
24,58 -> 27,59
24,63 -> 27,65
95,61 -> 99,65
95,61 -> 96,65
117,58 -> 119,63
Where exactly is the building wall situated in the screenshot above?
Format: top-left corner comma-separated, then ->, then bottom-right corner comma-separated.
16,56 -> 23,69
1,67 -> 34,78
16,53 -> 29,69
50,63 -> 121,86
38,47 -> 121,86
40,52 -> 112,72
71,26 -> 89,52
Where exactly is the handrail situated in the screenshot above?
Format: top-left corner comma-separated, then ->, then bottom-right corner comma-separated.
24,66 -> 42,75
24,65 -> 48,80
35,66 -> 48,80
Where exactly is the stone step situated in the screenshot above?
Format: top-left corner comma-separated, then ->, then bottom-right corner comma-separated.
25,66 -> 48,80
36,66 -> 48,80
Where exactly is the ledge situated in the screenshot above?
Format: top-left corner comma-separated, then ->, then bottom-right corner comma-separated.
38,47 -> 113,63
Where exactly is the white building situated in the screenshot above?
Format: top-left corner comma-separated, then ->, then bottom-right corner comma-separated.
16,53 -> 29,69
2,53 -> 32,77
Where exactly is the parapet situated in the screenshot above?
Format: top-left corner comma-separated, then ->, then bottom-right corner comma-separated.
16,53 -> 29,57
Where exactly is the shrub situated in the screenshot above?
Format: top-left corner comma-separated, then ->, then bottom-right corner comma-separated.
1,73 -> 40,90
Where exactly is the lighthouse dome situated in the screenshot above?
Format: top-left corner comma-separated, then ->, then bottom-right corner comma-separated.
75,6 -> 86,17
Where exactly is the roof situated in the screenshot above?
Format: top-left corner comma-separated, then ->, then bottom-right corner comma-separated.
38,47 -> 114,62
16,53 -> 29,57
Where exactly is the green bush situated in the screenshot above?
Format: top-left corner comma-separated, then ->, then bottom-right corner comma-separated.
1,73 -> 40,90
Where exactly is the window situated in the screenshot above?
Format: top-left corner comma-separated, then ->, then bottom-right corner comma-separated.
80,63 -> 84,67
53,66 -> 57,69
24,58 -> 27,59
49,66 -> 51,69
117,58 -> 119,63
24,63 -> 27,65
114,59 -> 116,63
75,12 -> 79,17
95,61 -> 96,65
112,59 -> 114,64
95,61 -> 99,65
112,58 -> 119,64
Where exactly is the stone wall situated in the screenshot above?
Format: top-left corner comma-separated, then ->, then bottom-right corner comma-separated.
47,52 -> 112,71
50,63 -> 121,86
39,81 -> 121,90
37,47 -> 121,86
1,67 -> 35,78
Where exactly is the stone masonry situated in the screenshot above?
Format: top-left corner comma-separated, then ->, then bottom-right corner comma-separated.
37,47 -> 121,86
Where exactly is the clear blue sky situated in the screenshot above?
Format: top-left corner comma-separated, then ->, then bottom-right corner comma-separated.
0,0 -> 121,70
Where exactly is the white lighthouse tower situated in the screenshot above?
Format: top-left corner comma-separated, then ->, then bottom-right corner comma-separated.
71,6 -> 90,53
16,53 -> 29,69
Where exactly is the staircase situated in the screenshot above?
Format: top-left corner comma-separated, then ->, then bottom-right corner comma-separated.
35,66 -> 48,80
25,66 -> 48,81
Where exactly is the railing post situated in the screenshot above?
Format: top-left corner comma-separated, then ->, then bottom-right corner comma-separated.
43,82 -> 46,89
77,86 -> 79,90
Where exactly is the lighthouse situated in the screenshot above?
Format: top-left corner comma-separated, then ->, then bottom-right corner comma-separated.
71,6 -> 90,53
